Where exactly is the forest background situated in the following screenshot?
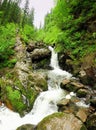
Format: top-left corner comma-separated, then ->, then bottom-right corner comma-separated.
0,0 -> 96,68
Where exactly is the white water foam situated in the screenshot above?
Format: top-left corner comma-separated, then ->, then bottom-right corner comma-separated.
0,46 -> 74,130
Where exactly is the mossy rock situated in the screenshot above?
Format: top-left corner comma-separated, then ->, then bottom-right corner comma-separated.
61,80 -> 84,92
36,112 -> 87,130
77,89 -> 88,98
28,73 -> 48,91
86,112 -> 96,130
6,86 -> 27,115
32,58 -> 50,69
16,124 -> 35,130
0,76 -> 38,115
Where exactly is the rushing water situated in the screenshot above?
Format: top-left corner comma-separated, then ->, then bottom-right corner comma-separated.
0,46 -> 73,130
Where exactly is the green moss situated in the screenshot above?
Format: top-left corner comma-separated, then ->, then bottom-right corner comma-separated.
26,87 -> 38,110
77,89 -> 88,97
6,86 -> 26,114
0,76 -> 38,114
37,112 -> 65,130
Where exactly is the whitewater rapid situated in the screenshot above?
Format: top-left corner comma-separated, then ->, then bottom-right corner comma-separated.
0,46 -> 73,130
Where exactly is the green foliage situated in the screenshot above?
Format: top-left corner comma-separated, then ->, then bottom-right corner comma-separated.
0,23 -> 16,68
0,0 -> 34,27
7,58 -> 17,68
20,24 -> 36,43
44,25 -> 60,44
6,86 -> 26,114
21,0 -> 34,28
35,29 -> 45,42
40,0 -> 96,59
0,0 -> 21,25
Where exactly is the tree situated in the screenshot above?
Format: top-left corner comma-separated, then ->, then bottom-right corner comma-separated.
0,0 -> 22,25
42,0 -> 96,56
27,8 -> 34,26
22,0 -> 29,28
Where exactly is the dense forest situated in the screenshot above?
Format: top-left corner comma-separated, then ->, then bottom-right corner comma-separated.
0,0 -> 35,68
39,0 -> 96,59
0,0 -> 96,69
0,1 -> 96,129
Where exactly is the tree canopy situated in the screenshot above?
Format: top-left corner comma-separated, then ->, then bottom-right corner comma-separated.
0,0 -> 35,68
38,0 -> 96,58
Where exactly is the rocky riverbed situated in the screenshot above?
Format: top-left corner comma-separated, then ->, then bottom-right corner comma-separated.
0,37 -> 96,130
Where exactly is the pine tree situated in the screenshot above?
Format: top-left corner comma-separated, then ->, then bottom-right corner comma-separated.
22,0 -> 29,28
27,8 -> 34,26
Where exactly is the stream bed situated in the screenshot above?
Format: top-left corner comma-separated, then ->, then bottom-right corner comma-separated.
0,46 -> 88,130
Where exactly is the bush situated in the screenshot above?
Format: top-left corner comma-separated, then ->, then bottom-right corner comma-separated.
20,24 -> 36,43
0,23 -> 16,68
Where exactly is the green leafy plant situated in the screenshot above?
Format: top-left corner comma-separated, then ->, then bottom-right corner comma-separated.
6,86 -> 26,114
20,24 -> 36,43
0,23 -> 16,68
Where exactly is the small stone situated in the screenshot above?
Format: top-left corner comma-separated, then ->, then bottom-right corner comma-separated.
57,99 -> 70,106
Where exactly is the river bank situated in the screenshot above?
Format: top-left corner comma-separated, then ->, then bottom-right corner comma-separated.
0,37 -> 96,130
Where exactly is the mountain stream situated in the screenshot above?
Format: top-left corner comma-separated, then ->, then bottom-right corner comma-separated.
0,46 -> 81,130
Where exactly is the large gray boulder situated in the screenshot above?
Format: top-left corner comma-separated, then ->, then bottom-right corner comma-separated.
30,48 -> 51,69
31,48 -> 51,61
36,112 -> 87,130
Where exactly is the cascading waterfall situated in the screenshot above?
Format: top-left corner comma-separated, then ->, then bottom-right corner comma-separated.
0,46 -> 73,130
48,46 -> 59,69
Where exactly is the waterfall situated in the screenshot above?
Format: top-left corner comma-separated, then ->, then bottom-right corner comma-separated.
48,46 -> 59,69
0,46 -> 72,130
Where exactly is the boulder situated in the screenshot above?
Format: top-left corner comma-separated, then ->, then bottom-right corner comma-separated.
61,79 -> 85,92
30,48 -> 51,69
28,72 -> 48,91
79,67 -> 96,86
31,48 -> 51,62
76,108 -> 88,122
86,112 -> 96,130
90,98 -> 96,107
36,112 -> 87,130
58,53 -> 73,72
16,124 -> 35,130
77,89 -> 89,98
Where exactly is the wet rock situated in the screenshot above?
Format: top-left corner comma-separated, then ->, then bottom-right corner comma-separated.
57,99 -> 70,107
77,89 -> 89,98
57,96 -> 80,112
60,79 -> 70,87
58,53 -> 73,72
61,79 -> 85,92
79,67 -> 96,86
26,43 -> 36,52
31,48 -> 51,69
16,124 -> 35,130
76,108 -> 88,122
28,72 -> 48,91
90,98 -> 96,107
86,112 -> 96,130
31,48 -> 51,62
36,112 -> 87,130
